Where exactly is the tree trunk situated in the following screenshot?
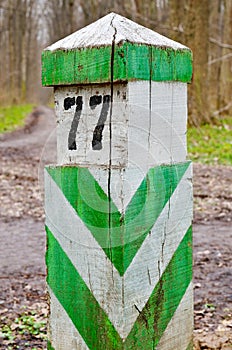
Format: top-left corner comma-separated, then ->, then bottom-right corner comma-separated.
184,0 -> 211,125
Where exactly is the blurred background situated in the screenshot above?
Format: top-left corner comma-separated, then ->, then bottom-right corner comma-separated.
0,0 -> 231,126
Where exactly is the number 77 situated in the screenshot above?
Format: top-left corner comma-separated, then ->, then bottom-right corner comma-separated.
65,94 -> 111,151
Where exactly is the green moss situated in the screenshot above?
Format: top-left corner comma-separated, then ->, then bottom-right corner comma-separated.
187,117 -> 232,165
0,104 -> 34,133
0,310 -> 47,347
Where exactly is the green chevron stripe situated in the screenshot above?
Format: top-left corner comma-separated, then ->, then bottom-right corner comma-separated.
186,340 -> 193,350
47,341 -> 55,350
125,226 -> 192,348
46,226 -> 121,349
46,162 -> 190,275
46,225 -> 192,349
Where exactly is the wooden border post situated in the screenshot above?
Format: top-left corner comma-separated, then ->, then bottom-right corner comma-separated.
42,13 -> 193,350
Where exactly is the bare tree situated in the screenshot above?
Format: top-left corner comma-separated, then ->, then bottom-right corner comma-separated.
0,0 -> 231,124
183,0 -> 211,125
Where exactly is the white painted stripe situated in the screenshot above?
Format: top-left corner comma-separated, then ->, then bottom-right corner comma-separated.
156,282 -> 193,350
123,164 -> 192,335
44,170 -> 124,336
45,164 -> 192,339
48,287 -> 90,350
124,164 -> 192,307
89,166 -> 147,214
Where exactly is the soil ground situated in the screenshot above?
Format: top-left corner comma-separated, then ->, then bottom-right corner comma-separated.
0,107 -> 231,349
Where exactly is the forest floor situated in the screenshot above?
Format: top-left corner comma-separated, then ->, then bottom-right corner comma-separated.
0,107 -> 231,349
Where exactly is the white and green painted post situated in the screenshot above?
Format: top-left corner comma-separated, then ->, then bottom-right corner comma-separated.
42,13 -> 193,350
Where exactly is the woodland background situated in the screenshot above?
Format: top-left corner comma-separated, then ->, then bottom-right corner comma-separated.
0,0 -> 231,126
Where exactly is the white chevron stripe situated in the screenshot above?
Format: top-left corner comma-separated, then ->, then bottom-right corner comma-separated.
157,282 -> 193,350
89,167 -> 148,214
124,164 -> 192,328
48,287 -> 90,350
45,170 -> 124,335
45,164 -> 192,339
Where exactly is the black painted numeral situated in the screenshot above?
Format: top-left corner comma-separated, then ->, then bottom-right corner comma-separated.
92,95 -> 110,150
66,94 -> 111,151
64,97 -> 75,110
68,96 -> 83,150
89,95 -> 102,109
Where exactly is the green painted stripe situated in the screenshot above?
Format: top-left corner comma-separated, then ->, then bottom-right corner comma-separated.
46,226 -> 121,350
47,340 -> 55,350
46,162 -> 191,275
42,46 -> 112,86
46,225 -> 192,349
125,226 -> 192,349
186,339 -> 194,350
42,43 -> 192,86
46,166 -> 121,232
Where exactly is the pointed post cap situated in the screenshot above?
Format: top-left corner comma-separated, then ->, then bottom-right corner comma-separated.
42,12 -> 192,86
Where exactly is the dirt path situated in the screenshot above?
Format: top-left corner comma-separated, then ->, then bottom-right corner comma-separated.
0,107 -> 231,349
